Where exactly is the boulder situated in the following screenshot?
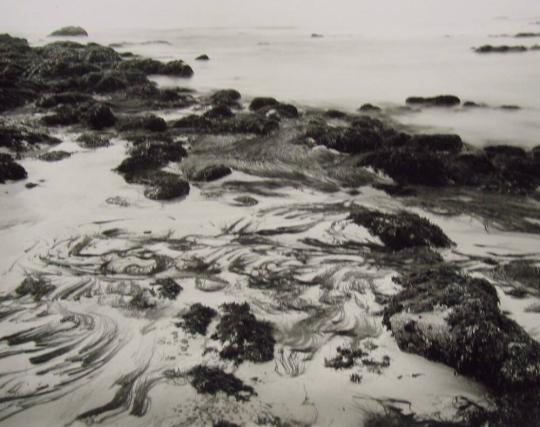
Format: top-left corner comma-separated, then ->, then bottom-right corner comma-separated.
39,150 -> 71,161
359,103 -> 381,112
203,105 -> 234,119
191,164 -> 232,182
349,206 -> 453,251
142,171 -> 190,200
76,133 -> 110,148
117,114 -> 167,132
0,153 -> 27,183
406,95 -> 461,107
196,54 -> 210,60
249,97 -> 279,111
82,104 -> 116,129
410,134 -> 463,153
210,89 -> 241,107
49,26 -> 88,37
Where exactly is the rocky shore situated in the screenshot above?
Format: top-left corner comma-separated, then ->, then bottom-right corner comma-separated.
1,31 -> 540,426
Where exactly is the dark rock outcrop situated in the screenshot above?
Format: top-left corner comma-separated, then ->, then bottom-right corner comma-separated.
475,45 -> 528,53
191,164 -> 232,182
196,54 -> 210,60
39,150 -> 71,162
142,171 -> 190,200
406,95 -> 461,107
173,113 -> 279,135
349,206 -> 453,251
210,89 -> 241,107
49,26 -> 88,37
0,153 -> 27,183
117,114 -> 167,132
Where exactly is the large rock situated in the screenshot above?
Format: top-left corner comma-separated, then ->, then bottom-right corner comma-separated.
142,171 -> 190,200
82,104 -> 116,129
0,153 -> 27,183
191,164 -> 232,182
405,95 -> 461,107
210,89 -> 241,107
349,206 -> 453,251
49,26 -> 88,37
383,266 -> 540,391
305,119 -> 383,153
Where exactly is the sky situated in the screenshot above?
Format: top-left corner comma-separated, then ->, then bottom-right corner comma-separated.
0,0 -> 539,35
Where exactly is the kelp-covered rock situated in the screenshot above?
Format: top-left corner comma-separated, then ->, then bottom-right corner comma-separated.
49,26 -> 88,37
177,303 -> 217,335
191,164 -> 232,182
359,149 -> 450,186
475,45 -> 528,53
383,266 -> 540,391
142,171 -> 190,201
0,123 -> 61,151
406,95 -> 461,107
212,302 -> 275,364
39,150 -> 71,162
82,104 -> 116,130
0,153 -> 27,183
76,133 -> 110,149
173,113 -> 279,135
349,206 -> 453,251
116,141 -> 187,183
117,114 -> 167,132
305,119 -> 383,153
188,365 -> 256,402
210,89 -> 241,107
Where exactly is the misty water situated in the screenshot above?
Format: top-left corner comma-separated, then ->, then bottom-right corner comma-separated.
1,10 -> 540,427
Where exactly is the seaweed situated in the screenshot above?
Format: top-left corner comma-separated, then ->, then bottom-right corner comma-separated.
212,302 -> 275,364
324,346 -> 367,370
177,303 -> 217,335
188,365 -> 256,402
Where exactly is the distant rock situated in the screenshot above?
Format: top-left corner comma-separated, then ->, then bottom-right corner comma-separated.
311,33 -> 324,38
463,101 -> 484,108
515,32 -> 540,38
475,45 -> 527,53
39,150 -> 71,162
406,95 -> 461,107
196,54 -> 210,61
191,164 -> 232,182
500,105 -> 521,110
49,26 -> 88,37
359,103 -> 382,112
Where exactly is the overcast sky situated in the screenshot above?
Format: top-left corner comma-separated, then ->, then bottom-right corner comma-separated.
1,0 -> 539,34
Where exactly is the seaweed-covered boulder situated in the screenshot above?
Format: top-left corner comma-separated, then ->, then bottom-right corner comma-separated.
210,89 -> 241,107
82,104 -> 116,129
358,149 -> 450,186
191,164 -> 232,182
203,105 -> 234,119
49,26 -> 88,37
383,266 -> 540,391
117,114 -> 167,132
76,133 -> 110,148
39,150 -> 71,162
0,153 -> 27,183
475,45 -> 528,53
349,206 -> 453,251
305,120 -> 382,153
212,302 -> 275,364
142,171 -> 190,201
249,97 -> 279,111
177,303 -> 217,335
405,95 -> 461,107
410,134 -> 463,153
188,365 -> 256,402
116,141 -> 186,181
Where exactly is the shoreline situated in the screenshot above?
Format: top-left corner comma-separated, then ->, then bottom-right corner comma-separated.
0,31 -> 540,426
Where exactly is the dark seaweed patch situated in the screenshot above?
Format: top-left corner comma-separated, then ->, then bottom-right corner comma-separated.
177,303 -> 217,335
188,365 -> 256,402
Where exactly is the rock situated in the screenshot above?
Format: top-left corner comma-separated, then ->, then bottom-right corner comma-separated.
210,89 -> 241,107
115,58 -> 165,74
373,183 -> 417,197
249,97 -> 279,111
0,153 -> 27,183
83,104 -> 116,129
383,266 -> 540,391
25,182 -> 38,189
501,105 -> 521,110
233,195 -> 258,206
117,114 -> 167,132
475,45 -> 528,53
173,113 -> 278,135
49,26 -> 88,37
76,133 -> 110,148
191,164 -> 232,182
162,60 -> 194,77
305,120 -> 383,153
324,109 -> 348,119
203,105 -> 234,119
406,95 -> 461,107
359,149 -> 450,186
196,54 -> 210,60
359,103 -> 381,112
188,365 -> 256,402
177,303 -> 217,335
515,32 -> 540,38
116,141 -> 187,182
37,92 -> 92,108
142,171 -> 190,200
410,134 -> 463,153
463,101 -> 483,107
41,106 -> 80,126
484,145 -> 527,158
275,103 -> 299,118
39,150 -> 71,161
349,206 -> 453,251
482,169 -> 538,195
211,302 -> 275,364
311,33 -> 324,38
0,124 -> 61,151
151,278 -> 183,299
